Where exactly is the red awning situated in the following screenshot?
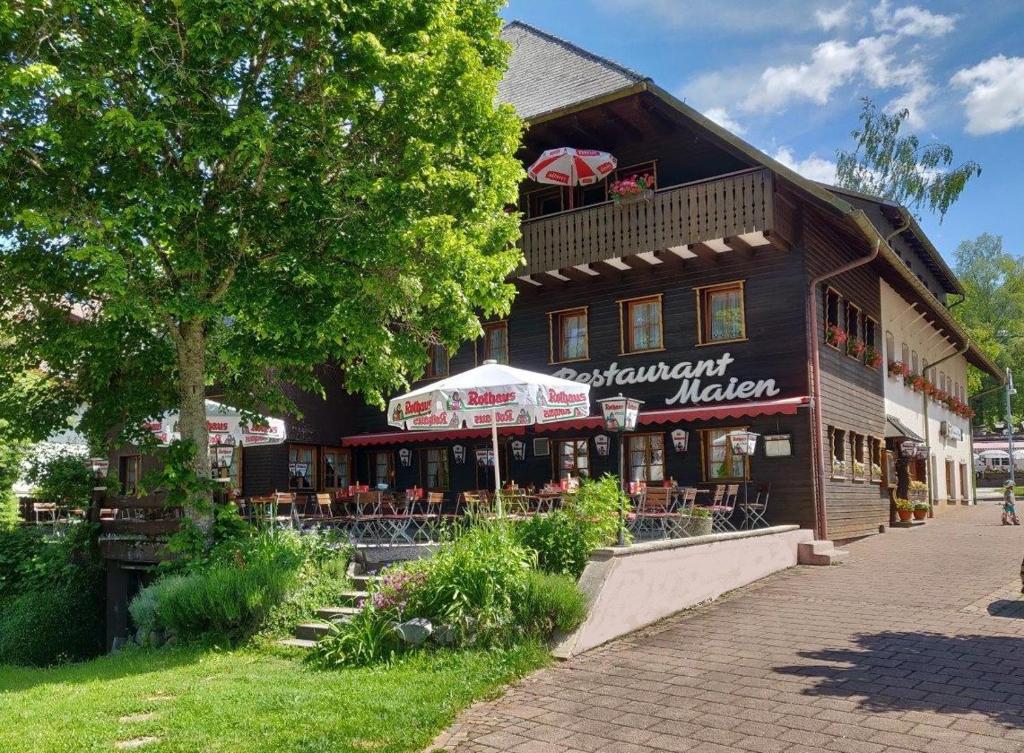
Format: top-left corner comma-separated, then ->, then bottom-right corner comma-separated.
340,396 -> 809,447
342,426 -> 528,447
534,395 -> 811,432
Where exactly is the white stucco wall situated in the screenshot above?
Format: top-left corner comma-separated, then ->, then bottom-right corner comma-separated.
880,281 -> 972,503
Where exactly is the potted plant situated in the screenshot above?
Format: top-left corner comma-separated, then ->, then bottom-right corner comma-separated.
847,337 -> 866,357
826,325 -> 848,348
685,506 -> 713,537
865,345 -> 883,369
913,501 -> 930,520
888,360 -> 910,379
609,173 -> 654,204
895,498 -> 914,522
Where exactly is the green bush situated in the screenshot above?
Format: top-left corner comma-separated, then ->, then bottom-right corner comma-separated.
515,474 -> 626,577
0,572 -> 104,665
24,451 -> 93,507
515,571 -> 588,636
131,529 -> 350,644
315,606 -> 403,667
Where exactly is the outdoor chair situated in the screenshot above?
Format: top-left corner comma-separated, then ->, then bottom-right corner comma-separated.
32,502 -> 58,526
411,492 -> 444,542
708,484 -> 738,532
271,492 -> 297,529
740,483 -> 771,529
676,487 -> 699,535
377,494 -> 415,546
307,493 -> 337,526
351,491 -> 384,543
634,487 -> 685,539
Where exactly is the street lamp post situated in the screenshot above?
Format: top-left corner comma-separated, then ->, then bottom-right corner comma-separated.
1006,368 -> 1017,488
597,394 -> 643,547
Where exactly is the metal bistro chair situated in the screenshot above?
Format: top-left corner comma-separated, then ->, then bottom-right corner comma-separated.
309,493 -> 337,527
377,493 -> 415,546
707,484 -> 738,532
352,491 -> 383,544
271,491 -> 298,529
32,502 -> 58,526
740,483 -> 771,529
675,487 -> 699,536
411,491 -> 444,542
636,487 -> 685,539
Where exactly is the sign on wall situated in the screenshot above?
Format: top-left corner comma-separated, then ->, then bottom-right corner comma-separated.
593,434 -> 610,456
511,440 -> 526,461
398,448 -> 412,467
553,352 -> 780,406
452,444 -> 466,464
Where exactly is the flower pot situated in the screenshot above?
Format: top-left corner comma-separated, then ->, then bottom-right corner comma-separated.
613,188 -> 653,204
913,508 -> 928,520
897,509 -> 913,522
686,515 -> 713,537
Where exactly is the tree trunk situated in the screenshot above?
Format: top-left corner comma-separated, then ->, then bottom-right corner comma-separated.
175,319 -> 211,526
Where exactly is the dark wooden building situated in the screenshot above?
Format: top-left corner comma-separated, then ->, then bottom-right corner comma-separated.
111,21 -> 1001,546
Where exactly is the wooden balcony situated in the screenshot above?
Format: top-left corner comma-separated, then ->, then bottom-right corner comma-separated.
518,167 -> 775,276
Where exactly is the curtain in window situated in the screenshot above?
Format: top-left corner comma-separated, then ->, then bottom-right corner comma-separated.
289,446 -> 315,489
706,429 -> 744,480
485,326 -> 509,364
424,449 -> 449,489
630,300 -> 661,350
557,440 -> 589,480
628,435 -> 664,482
709,289 -> 742,341
561,313 -> 586,360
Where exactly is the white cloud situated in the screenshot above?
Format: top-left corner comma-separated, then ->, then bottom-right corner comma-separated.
871,0 -> 957,37
702,107 -> 746,135
683,2 -> 952,126
815,3 -> 852,31
771,147 -> 838,183
951,55 -> 1024,135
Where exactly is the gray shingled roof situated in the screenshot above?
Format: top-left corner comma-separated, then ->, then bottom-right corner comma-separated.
498,21 -> 647,121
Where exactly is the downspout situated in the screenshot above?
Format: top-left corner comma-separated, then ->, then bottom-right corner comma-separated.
969,381 -> 1009,504
922,342 -> 969,516
807,216 -> 908,540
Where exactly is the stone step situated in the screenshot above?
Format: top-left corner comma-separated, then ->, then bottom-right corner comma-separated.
278,637 -> 317,650
315,605 -> 361,621
294,621 -> 334,641
350,573 -> 379,589
798,540 -> 849,566
337,590 -> 368,606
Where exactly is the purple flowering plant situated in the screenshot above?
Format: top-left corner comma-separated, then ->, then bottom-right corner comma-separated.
363,569 -> 428,617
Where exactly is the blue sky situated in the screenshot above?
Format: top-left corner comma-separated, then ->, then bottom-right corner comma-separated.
502,0 -> 1024,264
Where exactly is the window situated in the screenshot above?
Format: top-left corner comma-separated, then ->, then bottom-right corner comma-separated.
612,160 -> 657,190
938,370 -> 945,395
702,428 -> 748,481
627,434 -> 665,482
419,448 -> 450,490
885,331 -> 895,362
119,455 -> 141,495
370,451 -> 394,488
846,303 -> 861,357
901,342 -> 910,367
526,186 -> 563,218
869,437 -> 882,482
549,307 -> 589,363
911,350 -> 919,375
697,281 -> 746,345
829,427 -> 846,478
619,295 -> 664,354
850,433 -> 865,480
482,321 -> 509,364
555,439 -> 590,480
288,444 -> 317,490
425,343 -> 448,379
825,288 -> 841,341
322,448 -> 350,490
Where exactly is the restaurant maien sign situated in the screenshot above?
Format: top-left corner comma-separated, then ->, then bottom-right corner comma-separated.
552,352 -> 780,406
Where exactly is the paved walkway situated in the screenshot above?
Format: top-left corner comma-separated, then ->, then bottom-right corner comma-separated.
434,506 -> 1024,753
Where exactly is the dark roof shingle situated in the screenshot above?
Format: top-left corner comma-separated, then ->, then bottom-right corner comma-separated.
498,21 -> 647,121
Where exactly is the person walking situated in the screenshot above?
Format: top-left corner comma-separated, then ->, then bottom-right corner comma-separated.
1002,480 -> 1020,525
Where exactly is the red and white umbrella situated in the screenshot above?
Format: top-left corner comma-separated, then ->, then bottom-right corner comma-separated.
387,360 -> 591,508
527,147 -> 617,208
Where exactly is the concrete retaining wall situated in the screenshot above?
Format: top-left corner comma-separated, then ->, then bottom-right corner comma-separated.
553,525 -> 814,658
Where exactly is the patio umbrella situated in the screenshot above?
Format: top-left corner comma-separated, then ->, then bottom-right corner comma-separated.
979,449 -> 1010,460
146,400 -> 287,447
387,360 -> 591,512
527,147 -> 617,209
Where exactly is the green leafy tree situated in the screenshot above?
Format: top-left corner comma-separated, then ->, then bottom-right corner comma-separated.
0,1 -> 523,514
951,234 -> 1024,426
836,98 -> 981,221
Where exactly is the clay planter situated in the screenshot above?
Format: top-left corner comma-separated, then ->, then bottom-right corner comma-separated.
913,508 -> 928,521
897,509 -> 913,522
685,515 -> 714,537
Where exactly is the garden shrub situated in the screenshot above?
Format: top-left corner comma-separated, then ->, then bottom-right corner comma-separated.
24,451 -> 93,507
515,474 -> 626,577
0,523 -> 104,665
515,571 -> 588,636
131,528 -> 350,645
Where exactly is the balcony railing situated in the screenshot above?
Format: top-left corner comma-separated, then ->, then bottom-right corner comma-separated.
519,167 -> 774,274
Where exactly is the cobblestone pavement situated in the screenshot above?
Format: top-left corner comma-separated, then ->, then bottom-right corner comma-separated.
432,505 -> 1024,753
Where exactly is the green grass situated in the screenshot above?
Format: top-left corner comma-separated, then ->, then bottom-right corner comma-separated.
0,643 -> 548,753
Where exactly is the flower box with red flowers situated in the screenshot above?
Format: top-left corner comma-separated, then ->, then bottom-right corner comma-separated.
847,337 -> 867,357
888,360 -> 911,379
610,174 -> 655,204
826,325 -> 849,348
865,345 -> 883,369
